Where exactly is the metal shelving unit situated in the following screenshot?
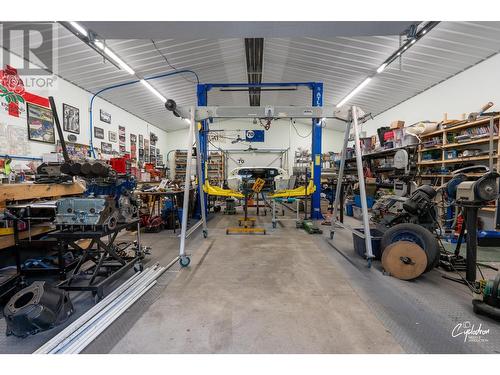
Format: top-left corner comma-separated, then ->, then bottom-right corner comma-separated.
417,115 -> 500,227
174,150 -> 188,180
207,151 -> 225,186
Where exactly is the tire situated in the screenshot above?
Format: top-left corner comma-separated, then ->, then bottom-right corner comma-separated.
381,223 -> 439,272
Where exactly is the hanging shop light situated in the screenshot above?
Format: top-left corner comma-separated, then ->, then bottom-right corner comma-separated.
68,21 -> 88,37
102,47 -> 135,75
336,78 -> 372,108
336,21 -> 440,107
62,22 -> 135,75
140,79 -> 167,103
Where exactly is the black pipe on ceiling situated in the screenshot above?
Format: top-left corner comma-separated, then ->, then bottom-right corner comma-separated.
244,38 -> 264,106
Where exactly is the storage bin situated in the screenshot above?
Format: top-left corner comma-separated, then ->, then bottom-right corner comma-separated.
354,195 -> 375,208
353,227 -> 384,259
345,201 -> 354,217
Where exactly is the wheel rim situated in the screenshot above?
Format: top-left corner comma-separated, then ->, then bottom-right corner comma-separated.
391,231 -> 425,249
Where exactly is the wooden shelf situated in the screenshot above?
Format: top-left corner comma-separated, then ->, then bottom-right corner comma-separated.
419,115 -> 500,138
346,145 -> 418,162
481,207 -> 496,212
418,155 -> 497,166
442,137 -> 497,149
420,137 -> 497,152
0,182 -> 84,209
0,225 -> 53,251
419,173 -> 488,178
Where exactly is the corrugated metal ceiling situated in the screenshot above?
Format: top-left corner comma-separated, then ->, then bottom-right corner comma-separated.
5,21 -> 500,131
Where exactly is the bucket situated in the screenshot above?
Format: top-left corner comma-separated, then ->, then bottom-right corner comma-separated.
353,227 -> 384,259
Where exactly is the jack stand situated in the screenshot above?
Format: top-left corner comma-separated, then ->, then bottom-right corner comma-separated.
295,167 -> 322,234
223,198 -> 237,215
226,192 -> 266,235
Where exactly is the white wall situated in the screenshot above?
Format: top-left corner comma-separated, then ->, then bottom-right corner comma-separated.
164,118 -> 344,176
360,52 -> 500,227
0,75 -> 169,167
364,53 -> 500,135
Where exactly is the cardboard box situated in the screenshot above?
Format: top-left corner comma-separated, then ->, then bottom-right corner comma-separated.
390,120 -> 405,129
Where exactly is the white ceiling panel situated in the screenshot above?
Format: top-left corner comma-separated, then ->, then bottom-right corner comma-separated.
3,21 -> 500,131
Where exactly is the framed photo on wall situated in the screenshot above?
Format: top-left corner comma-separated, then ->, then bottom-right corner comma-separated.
100,109 -> 111,124
101,142 -> 112,154
27,102 -> 55,144
63,103 -> 80,134
94,126 -> 104,139
108,131 -> 117,143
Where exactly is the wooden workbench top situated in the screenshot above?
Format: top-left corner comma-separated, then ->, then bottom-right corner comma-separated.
0,182 -> 85,208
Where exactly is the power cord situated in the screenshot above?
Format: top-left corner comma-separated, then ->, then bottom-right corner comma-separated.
151,39 -> 200,85
290,119 -> 312,138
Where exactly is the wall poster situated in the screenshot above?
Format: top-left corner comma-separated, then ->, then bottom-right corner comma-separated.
27,102 -> 55,144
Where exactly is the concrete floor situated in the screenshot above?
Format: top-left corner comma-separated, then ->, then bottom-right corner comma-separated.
3,204 -> 500,353
109,213 -> 402,353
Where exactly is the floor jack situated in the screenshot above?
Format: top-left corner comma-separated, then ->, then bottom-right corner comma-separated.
296,168 -> 322,234
226,178 -> 266,235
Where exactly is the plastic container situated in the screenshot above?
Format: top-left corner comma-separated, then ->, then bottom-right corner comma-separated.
353,228 -> 384,259
478,230 -> 500,247
354,195 -> 375,209
345,201 -> 354,217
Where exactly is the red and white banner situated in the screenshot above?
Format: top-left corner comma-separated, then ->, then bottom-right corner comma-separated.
0,65 -> 49,118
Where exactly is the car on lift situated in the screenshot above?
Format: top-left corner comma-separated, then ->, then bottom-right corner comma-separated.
227,167 -> 290,193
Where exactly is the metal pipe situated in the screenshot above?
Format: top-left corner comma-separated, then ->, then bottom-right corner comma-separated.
194,117 -> 208,236
351,106 -> 374,260
179,110 -> 196,258
51,267 -> 164,354
182,219 -> 203,239
66,281 -> 158,354
58,269 -> 164,354
331,113 -> 352,225
0,154 -> 43,161
35,268 -> 149,353
88,70 -> 199,157
42,267 -> 158,354
63,267 -> 166,353
37,255 -> 180,354
65,281 -> 158,354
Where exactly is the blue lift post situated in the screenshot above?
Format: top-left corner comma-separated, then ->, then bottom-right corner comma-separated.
195,81 -> 324,220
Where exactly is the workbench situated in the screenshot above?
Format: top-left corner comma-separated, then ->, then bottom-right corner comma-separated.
0,182 -> 85,250
0,182 -> 84,296
135,188 -> 196,231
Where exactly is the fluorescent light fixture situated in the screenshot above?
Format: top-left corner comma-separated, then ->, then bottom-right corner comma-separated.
184,118 -> 191,123
336,78 -> 372,108
140,79 -> 167,103
93,40 -> 104,50
422,29 -> 427,34
411,39 -> 416,44
376,63 -> 387,74
92,40 -> 134,74
103,47 -> 135,75
68,21 -> 88,37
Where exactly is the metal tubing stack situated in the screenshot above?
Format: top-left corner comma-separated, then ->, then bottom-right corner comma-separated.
33,259 -> 177,354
